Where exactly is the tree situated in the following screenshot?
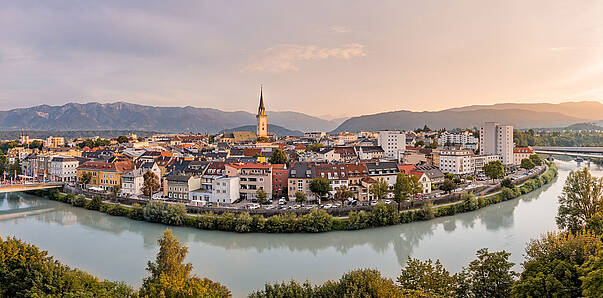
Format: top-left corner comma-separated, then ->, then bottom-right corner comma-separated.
397,257 -> 457,297
80,172 -> 92,185
140,229 -> 230,297
529,154 -> 542,166
393,173 -> 422,211
116,135 -> 129,143
294,191 -> 307,204
426,140 -> 439,149
369,178 -> 389,201
256,188 -> 268,204
500,178 -> 514,189
142,171 -> 160,199
556,167 -> 603,232
513,231 -> 601,297
456,248 -> 517,298
440,179 -> 456,194
310,177 -> 331,203
484,160 -> 504,182
520,158 -> 535,170
110,185 -> 120,202
334,185 -> 354,206
268,148 -> 288,164
414,140 -> 425,147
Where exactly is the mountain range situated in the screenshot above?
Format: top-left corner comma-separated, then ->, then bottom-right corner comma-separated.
1,101 -> 602,134
0,102 -> 344,133
333,101 -> 603,132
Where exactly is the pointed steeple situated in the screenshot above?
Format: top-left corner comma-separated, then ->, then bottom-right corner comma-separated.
258,85 -> 266,115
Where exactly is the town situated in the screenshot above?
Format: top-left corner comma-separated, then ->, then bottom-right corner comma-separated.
1,90 -> 545,213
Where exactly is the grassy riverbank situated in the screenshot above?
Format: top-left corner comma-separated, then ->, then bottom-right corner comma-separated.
30,163 -> 558,233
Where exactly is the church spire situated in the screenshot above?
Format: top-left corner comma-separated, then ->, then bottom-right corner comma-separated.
258,85 -> 266,115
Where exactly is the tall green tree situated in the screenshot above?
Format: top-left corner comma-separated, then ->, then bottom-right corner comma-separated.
334,185 -> 354,206
520,158 -> 535,170
529,154 -> 542,166
294,191 -> 307,204
256,188 -> 268,204
310,177 -> 331,203
440,179 -> 456,194
140,229 -> 230,297
142,171 -> 160,199
116,135 -> 129,143
369,178 -> 389,201
456,248 -> 517,298
556,167 -> 603,232
393,173 -> 422,211
80,172 -> 92,186
484,160 -> 505,182
397,257 -> 457,297
268,148 -> 288,164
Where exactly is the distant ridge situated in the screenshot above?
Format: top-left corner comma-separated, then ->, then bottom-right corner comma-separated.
0,102 -> 342,133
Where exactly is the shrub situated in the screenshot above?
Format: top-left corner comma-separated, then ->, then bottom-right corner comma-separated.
87,195 -> 103,211
196,213 -> 217,230
302,209 -> 333,233
71,194 -> 87,207
217,212 -> 236,231
235,213 -> 253,233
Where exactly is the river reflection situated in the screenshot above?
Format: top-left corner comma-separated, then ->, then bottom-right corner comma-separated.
0,161 -> 600,297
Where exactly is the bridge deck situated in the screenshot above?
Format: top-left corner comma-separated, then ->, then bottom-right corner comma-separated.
0,183 -> 63,194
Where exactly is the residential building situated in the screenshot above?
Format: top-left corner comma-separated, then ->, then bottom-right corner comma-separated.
304,132 -> 326,139
439,149 -> 475,175
377,130 -> 406,160
364,161 -> 399,186
76,160 -> 134,191
480,122 -> 514,165
271,165 -> 288,198
355,146 -> 385,160
415,162 -> 445,184
514,147 -> 535,165
211,176 -> 240,203
288,162 -> 316,200
438,131 -> 478,147
165,174 -> 201,200
474,155 -> 502,172
49,156 -> 79,182
410,171 -> 432,194
121,168 -> 145,197
225,163 -> 273,200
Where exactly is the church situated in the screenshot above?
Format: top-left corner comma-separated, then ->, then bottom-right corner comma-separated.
256,87 -> 268,138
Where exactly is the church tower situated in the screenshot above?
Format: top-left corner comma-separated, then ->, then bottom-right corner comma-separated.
256,86 -> 268,138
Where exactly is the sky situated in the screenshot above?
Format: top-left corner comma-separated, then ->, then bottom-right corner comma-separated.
1,0 -> 603,118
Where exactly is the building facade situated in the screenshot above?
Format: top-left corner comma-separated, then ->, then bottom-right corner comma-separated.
480,122 -> 514,165
377,130 -> 406,160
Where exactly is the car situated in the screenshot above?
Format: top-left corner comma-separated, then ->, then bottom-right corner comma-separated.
323,204 -> 332,209
384,200 -> 392,204
264,205 -> 274,210
278,198 -> 286,205
370,201 -> 378,206
248,203 -> 260,210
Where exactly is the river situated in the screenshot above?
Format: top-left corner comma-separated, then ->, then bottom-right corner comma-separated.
0,160 -> 601,297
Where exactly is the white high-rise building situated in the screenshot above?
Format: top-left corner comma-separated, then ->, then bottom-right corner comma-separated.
377,130 -> 406,160
480,122 -> 514,165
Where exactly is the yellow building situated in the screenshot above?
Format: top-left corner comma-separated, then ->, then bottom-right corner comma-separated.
76,160 -> 134,190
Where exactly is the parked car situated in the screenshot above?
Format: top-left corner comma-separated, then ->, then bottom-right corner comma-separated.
278,198 -> 286,205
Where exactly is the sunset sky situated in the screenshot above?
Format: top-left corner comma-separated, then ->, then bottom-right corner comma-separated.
1,0 -> 602,117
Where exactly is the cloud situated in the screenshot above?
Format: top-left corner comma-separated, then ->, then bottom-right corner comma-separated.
330,26 -> 350,33
242,43 -> 366,72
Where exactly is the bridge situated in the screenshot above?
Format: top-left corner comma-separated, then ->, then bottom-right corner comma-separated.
533,147 -> 603,159
0,182 -> 63,194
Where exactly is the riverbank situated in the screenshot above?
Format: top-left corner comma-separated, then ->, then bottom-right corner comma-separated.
29,163 -> 558,234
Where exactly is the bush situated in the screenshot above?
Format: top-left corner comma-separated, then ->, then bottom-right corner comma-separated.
196,213 -> 217,230
87,195 -> 103,211
501,178 -> 514,189
217,212 -> 236,231
418,203 -> 435,220
235,213 -> 253,233
370,203 -> 400,226
302,209 -> 333,233
347,211 -> 371,230
501,187 -> 519,201
71,194 -> 87,207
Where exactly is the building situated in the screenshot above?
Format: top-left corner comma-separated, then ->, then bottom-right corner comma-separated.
414,162 -> 445,184
211,176 -> 240,203
304,132 -> 326,139
121,168 -> 145,197
480,122 -> 514,165
364,161 -> 399,186
355,146 -> 385,160
271,165 -> 288,198
225,163 -> 273,200
76,160 -> 134,191
165,174 -> 201,200
438,131 -> 478,147
439,149 -> 475,175
288,162 -> 316,200
256,87 -> 268,138
514,147 -> 535,165
410,171 -> 432,194
473,155 -> 502,172
45,136 -> 65,148
377,130 -> 406,160
49,156 -> 79,182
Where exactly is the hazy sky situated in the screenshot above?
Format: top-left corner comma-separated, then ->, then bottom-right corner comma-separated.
1,1 -> 603,117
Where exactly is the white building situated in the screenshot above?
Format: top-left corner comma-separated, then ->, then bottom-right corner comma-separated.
513,147 -> 535,165
121,169 -> 145,197
473,155 -> 502,172
377,130 -> 406,160
304,131 -> 326,139
211,176 -> 240,203
439,149 -> 475,175
438,131 -> 478,146
49,156 -> 79,182
480,122 -> 514,165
